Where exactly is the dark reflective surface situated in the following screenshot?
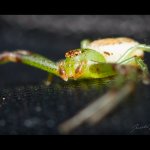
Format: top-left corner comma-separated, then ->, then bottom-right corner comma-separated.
0,79 -> 108,134
0,15 -> 150,134
0,79 -> 150,135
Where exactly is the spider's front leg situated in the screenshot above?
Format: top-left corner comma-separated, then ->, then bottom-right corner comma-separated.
0,50 -> 62,82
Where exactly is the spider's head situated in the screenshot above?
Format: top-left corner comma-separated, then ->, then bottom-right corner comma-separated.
58,49 -> 107,81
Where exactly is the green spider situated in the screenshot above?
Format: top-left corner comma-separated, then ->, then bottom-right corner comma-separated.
1,37 -> 150,134
0,37 -> 150,82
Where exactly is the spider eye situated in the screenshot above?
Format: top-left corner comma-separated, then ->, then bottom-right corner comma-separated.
65,50 -> 82,58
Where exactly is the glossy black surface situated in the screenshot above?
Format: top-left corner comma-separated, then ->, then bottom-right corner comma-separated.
0,15 -> 150,134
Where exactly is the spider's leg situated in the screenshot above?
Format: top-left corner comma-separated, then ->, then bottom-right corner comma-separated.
80,39 -> 91,48
117,44 -> 150,84
119,56 -> 150,84
137,44 -> 150,53
43,73 -> 54,86
59,82 -> 135,134
58,64 -> 140,134
0,50 -> 59,77
135,58 -> 150,84
117,44 -> 150,63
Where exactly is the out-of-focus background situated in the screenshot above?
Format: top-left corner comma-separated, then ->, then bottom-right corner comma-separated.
0,15 -> 150,134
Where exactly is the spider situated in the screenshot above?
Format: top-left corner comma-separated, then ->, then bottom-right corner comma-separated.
0,37 -> 150,134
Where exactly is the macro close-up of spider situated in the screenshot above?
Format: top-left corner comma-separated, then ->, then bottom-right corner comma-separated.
1,37 -> 150,134
0,15 -> 150,135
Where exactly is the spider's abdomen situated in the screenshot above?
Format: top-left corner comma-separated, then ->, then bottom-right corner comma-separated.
86,37 -> 144,63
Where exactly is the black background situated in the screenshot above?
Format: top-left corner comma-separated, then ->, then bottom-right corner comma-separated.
0,15 -> 150,134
